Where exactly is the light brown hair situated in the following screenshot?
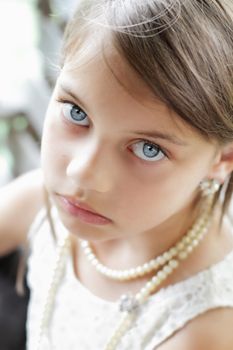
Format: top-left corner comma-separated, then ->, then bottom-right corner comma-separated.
61,0 -> 233,215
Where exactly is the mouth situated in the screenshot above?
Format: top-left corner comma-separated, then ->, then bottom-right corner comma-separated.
56,194 -> 112,226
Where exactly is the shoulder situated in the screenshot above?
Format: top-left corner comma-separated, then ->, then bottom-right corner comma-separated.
158,308 -> 233,350
0,168 -> 44,255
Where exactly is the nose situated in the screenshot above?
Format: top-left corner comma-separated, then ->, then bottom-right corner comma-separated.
66,140 -> 114,193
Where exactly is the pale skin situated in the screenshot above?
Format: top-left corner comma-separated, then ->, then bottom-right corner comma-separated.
1,43 -> 233,349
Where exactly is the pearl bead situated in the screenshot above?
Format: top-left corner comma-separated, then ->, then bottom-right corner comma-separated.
151,276 -> 160,285
186,245 -> 193,253
157,270 -> 167,280
157,255 -> 166,265
169,259 -> 179,268
81,240 -> 88,248
195,223 -> 202,231
123,271 -> 130,279
176,241 -> 185,251
92,258 -> 98,266
146,280 -> 154,290
136,266 -> 143,275
169,247 -> 177,257
102,266 -> 108,274
96,263 -> 102,271
162,251 -> 170,261
143,263 -> 152,273
188,230 -> 196,238
87,253 -> 95,261
183,236 -> 191,244
136,290 -> 148,302
129,269 -> 137,278
192,239 -> 199,247
163,265 -> 173,275
84,247 -> 91,255
149,260 -> 159,269
179,251 -> 188,260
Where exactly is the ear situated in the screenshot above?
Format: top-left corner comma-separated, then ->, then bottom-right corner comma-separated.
207,143 -> 233,183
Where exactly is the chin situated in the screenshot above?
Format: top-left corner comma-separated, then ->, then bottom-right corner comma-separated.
56,209 -> 114,242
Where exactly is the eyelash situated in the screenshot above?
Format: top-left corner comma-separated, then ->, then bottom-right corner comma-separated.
56,98 -> 168,163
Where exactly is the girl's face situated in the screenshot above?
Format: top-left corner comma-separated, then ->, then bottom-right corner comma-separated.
41,44 -> 220,242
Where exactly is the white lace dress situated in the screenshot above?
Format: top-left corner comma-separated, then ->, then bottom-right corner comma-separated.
26,209 -> 233,350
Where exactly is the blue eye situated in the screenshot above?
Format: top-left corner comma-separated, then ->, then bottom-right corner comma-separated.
62,103 -> 89,126
131,141 -> 165,162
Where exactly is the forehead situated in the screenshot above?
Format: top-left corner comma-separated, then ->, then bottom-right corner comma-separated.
61,40 -> 204,142
64,37 -> 159,103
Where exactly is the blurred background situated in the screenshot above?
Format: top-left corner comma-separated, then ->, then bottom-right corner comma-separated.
0,1 -> 79,349
0,0 -> 78,186
1,2 -> 233,350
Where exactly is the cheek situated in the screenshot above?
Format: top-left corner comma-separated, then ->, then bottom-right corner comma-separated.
116,180 -> 180,217
114,166 -> 202,232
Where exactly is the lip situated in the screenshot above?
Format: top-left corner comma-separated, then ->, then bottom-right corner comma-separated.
65,197 -> 101,214
57,195 -> 112,225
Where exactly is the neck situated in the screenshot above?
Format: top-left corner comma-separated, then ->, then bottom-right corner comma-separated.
88,197 -> 200,270
71,195 -> 220,302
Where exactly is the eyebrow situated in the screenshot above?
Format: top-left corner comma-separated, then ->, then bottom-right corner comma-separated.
59,84 -> 88,111
59,84 -> 187,147
133,131 -> 188,146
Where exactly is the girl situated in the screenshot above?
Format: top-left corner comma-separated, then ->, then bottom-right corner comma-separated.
1,0 -> 233,349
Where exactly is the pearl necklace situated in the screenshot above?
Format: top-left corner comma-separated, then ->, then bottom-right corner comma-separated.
105,198 -> 213,350
36,192 -> 214,350
80,202 -> 210,281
